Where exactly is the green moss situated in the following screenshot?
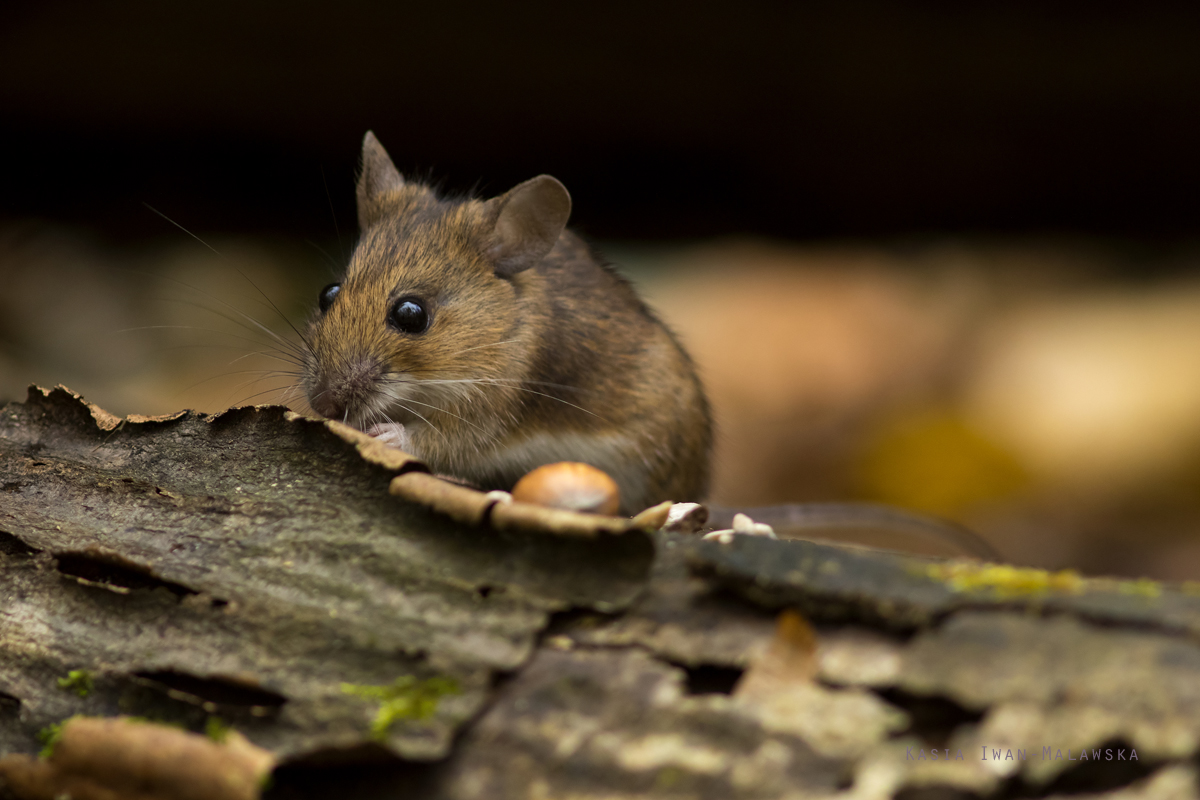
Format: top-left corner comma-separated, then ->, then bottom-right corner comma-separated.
341,675 -> 459,741
56,669 -> 93,697
927,562 -> 1085,599
36,721 -> 66,759
205,716 -> 232,743
1118,578 -> 1162,598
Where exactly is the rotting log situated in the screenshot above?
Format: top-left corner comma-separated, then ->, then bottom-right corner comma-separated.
2,386 -> 1200,799
0,387 -> 652,764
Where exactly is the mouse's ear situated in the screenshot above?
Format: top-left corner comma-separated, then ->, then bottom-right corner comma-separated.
357,131 -> 405,229
486,175 -> 572,277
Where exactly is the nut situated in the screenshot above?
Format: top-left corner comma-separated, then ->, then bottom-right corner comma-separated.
511,462 -> 621,516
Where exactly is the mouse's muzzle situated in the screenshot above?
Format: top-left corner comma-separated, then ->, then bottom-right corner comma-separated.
305,356 -> 384,426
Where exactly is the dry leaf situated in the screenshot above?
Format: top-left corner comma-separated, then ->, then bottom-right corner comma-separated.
0,716 -> 275,800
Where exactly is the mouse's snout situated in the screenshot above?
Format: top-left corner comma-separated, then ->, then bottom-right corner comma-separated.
306,356 -> 384,425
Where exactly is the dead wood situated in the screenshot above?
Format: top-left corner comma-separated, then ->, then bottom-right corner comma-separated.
3,386 -> 1200,799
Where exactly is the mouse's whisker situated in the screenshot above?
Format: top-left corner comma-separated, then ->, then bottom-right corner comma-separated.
232,383 -> 295,406
276,383 -> 296,407
224,349 -> 307,370
128,342 -> 289,362
281,382 -> 314,412
410,375 -> 593,395
145,282 -> 312,363
299,388 -> 330,417
216,369 -> 301,408
150,302 -> 309,373
143,205 -> 316,355
173,367 -> 298,399
118,322 -> 307,364
391,401 -> 447,442
413,379 -> 605,421
388,394 -> 501,446
224,368 -> 303,385
379,374 -> 470,407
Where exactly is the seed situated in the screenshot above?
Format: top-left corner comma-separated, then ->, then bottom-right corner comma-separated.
511,462 -> 620,516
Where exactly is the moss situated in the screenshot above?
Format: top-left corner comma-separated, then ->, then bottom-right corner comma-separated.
1118,578 -> 1162,598
56,669 -> 93,697
36,720 -> 66,759
341,676 -> 459,742
927,562 -> 1085,599
205,715 -> 232,743
929,562 -> 1166,603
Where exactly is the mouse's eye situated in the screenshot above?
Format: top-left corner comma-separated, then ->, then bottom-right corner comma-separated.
318,283 -> 341,313
388,296 -> 430,334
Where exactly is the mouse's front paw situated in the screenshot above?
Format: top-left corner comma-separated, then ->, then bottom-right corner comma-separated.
364,422 -> 410,451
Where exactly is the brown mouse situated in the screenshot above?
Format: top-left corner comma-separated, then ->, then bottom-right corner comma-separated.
302,131 -> 713,515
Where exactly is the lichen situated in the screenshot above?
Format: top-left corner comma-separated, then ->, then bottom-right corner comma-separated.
56,669 -> 93,697
341,676 -> 459,741
205,716 -> 231,743
926,562 -> 1085,599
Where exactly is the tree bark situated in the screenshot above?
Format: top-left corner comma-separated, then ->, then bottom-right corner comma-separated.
2,386 -> 1199,799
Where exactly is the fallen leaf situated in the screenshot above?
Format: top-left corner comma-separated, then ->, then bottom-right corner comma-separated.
0,715 -> 275,800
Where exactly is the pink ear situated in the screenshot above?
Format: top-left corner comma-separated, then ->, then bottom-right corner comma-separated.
356,131 -> 405,230
487,175 -> 572,277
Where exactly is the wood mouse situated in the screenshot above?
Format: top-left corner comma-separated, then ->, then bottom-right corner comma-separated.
302,132 -> 712,515
300,132 -> 999,559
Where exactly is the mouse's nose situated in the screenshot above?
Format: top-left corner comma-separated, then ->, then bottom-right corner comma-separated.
306,388 -> 344,420
306,358 -> 382,424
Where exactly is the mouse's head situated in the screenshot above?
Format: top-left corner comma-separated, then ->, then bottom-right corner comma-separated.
301,132 -> 572,431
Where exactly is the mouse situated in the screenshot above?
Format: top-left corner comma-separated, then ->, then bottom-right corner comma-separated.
300,132 -> 1001,560
301,131 -> 713,515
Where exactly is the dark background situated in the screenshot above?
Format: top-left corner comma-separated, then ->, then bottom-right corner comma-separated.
4,0 -> 1200,246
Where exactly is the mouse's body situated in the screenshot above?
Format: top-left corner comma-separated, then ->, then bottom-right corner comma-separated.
302,132 -> 712,514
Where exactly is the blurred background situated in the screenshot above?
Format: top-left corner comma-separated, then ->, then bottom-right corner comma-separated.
5,1 -> 1200,577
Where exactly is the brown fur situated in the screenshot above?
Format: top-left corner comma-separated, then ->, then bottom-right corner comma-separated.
302,132 -> 712,514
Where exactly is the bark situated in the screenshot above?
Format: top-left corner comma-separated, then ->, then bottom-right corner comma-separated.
2,386 -> 1199,799
0,386 -> 652,764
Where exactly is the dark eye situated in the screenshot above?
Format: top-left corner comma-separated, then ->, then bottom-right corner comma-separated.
318,283 -> 341,313
388,296 -> 430,334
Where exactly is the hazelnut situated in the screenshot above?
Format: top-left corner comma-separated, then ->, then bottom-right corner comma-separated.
511,462 -> 621,515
